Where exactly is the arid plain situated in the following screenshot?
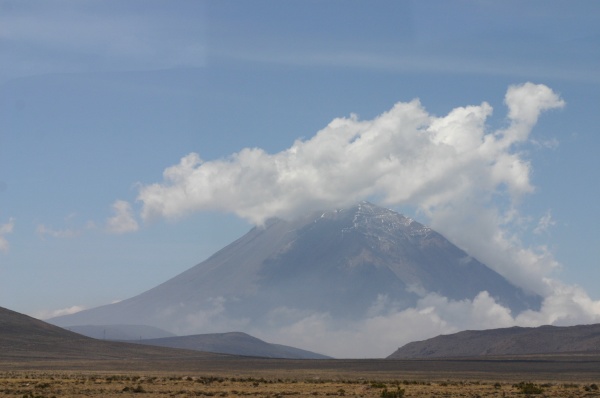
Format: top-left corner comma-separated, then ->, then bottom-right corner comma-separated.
3,353 -> 600,398
1,368 -> 600,398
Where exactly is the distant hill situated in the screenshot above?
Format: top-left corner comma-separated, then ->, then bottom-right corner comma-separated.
65,325 -> 330,359
64,324 -> 176,340
131,332 -> 330,359
388,324 -> 600,359
0,306 -> 223,362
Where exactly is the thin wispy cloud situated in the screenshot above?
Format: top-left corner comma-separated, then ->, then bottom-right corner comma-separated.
36,224 -> 82,240
0,2 -> 206,81
534,211 -> 556,235
33,305 -> 86,320
212,47 -> 600,84
0,218 -> 15,253
36,214 -> 96,240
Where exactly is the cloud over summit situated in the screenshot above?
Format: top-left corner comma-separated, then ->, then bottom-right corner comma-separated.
138,83 -> 563,226
135,83 -> 564,293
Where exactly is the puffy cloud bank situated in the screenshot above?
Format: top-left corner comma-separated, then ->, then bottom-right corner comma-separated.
254,281 -> 600,358
139,83 -> 563,225
122,82 -> 600,357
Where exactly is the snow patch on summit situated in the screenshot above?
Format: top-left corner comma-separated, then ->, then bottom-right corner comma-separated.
336,202 -> 432,239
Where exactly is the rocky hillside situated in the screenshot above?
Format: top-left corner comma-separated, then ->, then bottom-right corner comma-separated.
388,323 -> 600,358
0,306 -> 221,361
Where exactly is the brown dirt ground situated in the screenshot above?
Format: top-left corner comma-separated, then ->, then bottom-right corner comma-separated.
0,371 -> 599,398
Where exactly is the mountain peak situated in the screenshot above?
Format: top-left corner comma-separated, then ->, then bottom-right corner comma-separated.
315,201 -> 430,240
51,201 -> 541,348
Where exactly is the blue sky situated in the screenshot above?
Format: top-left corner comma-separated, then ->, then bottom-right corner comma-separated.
1,0 -> 599,333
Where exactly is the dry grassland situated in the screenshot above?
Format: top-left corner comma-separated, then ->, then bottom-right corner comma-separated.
1,372 -> 599,398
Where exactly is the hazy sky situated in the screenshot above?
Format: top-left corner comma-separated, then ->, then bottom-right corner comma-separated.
1,0 -> 599,340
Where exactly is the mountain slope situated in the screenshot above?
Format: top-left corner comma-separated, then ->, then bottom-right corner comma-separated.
0,306 -> 222,361
388,323 -> 600,359
132,332 -> 330,359
51,202 -> 540,339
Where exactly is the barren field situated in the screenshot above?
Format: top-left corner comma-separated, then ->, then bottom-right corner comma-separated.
1,371 -> 600,398
3,355 -> 600,398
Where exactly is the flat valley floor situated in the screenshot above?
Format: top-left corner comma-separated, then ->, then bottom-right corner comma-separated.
2,355 -> 600,398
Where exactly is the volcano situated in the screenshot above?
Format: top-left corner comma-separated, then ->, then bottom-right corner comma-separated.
51,202 -> 540,340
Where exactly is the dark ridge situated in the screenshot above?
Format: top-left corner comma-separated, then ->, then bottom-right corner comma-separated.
388,323 -> 600,359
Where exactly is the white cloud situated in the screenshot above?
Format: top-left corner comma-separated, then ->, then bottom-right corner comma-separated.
534,211 -> 556,235
516,280 -> 600,326
254,286 -> 600,358
253,293 -> 515,358
33,305 -> 86,320
138,83 -> 563,224
36,224 -> 82,239
137,83 -> 564,295
106,200 -> 139,234
504,82 -> 565,129
0,218 -> 15,253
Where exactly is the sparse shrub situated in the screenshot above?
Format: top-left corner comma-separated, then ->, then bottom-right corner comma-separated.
380,386 -> 405,398
494,382 -> 501,389
370,382 -> 386,388
123,385 -> 146,393
21,393 -> 46,398
515,382 -> 543,395
585,384 -> 600,392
